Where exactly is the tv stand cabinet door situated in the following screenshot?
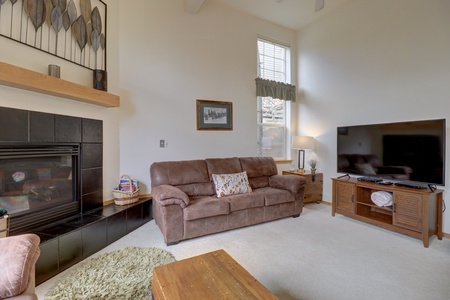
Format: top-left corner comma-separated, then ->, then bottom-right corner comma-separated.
393,191 -> 423,232
332,180 -> 355,215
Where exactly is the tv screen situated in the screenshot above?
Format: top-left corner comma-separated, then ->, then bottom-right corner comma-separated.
337,119 -> 446,186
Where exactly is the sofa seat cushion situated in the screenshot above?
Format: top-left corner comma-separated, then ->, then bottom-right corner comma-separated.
184,196 -> 230,221
224,192 -> 265,212
253,187 -> 294,206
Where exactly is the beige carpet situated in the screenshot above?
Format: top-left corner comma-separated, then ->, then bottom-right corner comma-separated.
36,203 -> 450,300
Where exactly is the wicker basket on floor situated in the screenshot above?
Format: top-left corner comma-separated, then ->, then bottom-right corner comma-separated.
113,175 -> 140,205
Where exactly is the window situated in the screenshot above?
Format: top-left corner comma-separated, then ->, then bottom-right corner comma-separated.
257,38 -> 291,159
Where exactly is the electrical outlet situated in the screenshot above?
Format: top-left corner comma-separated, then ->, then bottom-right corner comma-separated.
160,140 -> 165,148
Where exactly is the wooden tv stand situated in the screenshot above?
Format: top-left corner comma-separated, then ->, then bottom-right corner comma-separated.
331,177 -> 443,248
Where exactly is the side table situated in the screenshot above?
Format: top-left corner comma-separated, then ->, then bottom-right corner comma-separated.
282,171 -> 323,204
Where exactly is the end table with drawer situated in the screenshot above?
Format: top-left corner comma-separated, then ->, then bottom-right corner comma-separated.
282,171 -> 323,204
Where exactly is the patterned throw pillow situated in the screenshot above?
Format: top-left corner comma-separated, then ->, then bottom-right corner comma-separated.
212,171 -> 253,198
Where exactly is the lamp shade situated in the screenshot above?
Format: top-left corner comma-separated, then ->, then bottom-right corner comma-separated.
292,136 -> 314,150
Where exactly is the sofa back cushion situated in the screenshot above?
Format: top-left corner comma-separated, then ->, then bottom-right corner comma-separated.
239,157 -> 278,189
205,157 -> 243,176
339,154 -> 383,173
363,154 -> 383,168
150,160 -> 214,196
345,154 -> 366,168
338,154 -> 351,170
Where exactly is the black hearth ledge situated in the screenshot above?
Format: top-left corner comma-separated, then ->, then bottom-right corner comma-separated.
33,197 -> 152,285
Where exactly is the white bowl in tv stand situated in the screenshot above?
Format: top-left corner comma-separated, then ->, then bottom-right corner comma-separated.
331,177 -> 443,248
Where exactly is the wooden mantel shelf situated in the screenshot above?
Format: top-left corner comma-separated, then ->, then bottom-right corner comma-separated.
0,61 -> 120,107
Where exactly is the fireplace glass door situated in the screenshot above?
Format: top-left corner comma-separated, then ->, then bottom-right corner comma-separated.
0,145 -> 79,217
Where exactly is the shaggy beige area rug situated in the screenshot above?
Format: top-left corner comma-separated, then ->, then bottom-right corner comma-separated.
44,247 -> 176,300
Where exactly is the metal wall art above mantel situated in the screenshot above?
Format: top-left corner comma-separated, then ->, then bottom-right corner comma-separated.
0,0 -> 107,71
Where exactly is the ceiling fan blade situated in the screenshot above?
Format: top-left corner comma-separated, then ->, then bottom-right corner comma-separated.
315,0 -> 324,12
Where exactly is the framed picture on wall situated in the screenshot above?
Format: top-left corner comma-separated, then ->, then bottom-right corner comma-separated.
196,100 -> 233,130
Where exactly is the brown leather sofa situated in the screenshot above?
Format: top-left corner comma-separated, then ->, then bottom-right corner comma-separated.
0,234 -> 41,300
150,157 -> 306,245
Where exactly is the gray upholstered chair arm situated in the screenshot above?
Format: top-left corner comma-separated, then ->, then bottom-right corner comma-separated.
0,234 -> 40,300
7,294 -> 38,300
152,185 -> 190,208
269,175 -> 306,194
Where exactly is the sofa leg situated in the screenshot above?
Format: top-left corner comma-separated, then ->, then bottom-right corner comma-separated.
292,214 -> 300,218
166,241 -> 180,246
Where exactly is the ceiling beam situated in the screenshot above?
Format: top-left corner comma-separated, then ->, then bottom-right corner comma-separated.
184,0 -> 205,14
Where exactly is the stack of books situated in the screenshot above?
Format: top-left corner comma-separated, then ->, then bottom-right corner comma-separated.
118,177 -> 139,192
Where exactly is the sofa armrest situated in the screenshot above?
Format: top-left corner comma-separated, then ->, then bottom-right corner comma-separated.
152,185 -> 190,208
7,293 -> 38,300
269,175 -> 306,194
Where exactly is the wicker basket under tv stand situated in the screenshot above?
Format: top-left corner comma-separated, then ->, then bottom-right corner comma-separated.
331,177 -> 443,248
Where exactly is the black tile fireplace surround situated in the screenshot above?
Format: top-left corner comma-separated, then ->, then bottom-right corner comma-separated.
0,106 -> 104,234
0,106 -> 152,284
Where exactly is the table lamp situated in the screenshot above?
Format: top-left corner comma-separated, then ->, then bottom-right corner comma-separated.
292,136 -> 314,173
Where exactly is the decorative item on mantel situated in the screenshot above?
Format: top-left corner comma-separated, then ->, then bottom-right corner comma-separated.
93,69 -> 107,91
48,64 -> 60,78
113,175 -> 139,205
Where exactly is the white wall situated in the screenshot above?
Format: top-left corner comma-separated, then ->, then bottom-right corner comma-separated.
0,0 -> 121,200
0,0 -> 296,199
297,0 -> 450,233
118,0 -> 297,194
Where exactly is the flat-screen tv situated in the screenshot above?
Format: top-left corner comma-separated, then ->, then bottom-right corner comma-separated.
337,119 -> 446,186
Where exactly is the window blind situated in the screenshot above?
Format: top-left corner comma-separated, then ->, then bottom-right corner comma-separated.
256,38 -> 296,101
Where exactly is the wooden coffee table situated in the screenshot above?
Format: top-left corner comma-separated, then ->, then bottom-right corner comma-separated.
152,249 -> 279,299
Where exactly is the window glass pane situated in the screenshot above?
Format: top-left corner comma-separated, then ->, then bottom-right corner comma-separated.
263,43 -> 274,54
261,97 -> 285,125
274,59 -> 284,73
274,47 -> 284,59
265,59 -> 275,70
257,125 -> 285,158
274,72 -> 285,82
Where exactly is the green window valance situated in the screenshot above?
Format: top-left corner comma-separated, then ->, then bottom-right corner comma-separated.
255,78 -> 296,102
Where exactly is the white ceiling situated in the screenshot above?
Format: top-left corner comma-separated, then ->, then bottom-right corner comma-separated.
205,0 -> 353,30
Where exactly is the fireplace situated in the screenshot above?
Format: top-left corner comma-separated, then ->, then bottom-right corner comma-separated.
0,107 -> 103,235
0,144 -> 80,233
